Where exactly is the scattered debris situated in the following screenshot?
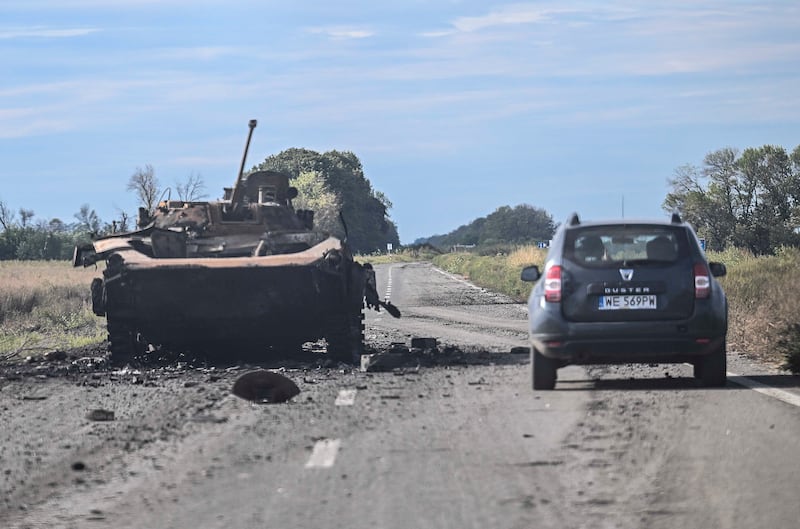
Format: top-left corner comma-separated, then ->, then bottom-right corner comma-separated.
411,337 -> 438,350
360,339 -> 528,372
86,409 -> 115,422
190,413 -> 229,424
361,352 -> 413,372
44,350 -> 68,362
20,394 -> 48,401
232,370 -> 300,403
390,342 -> 410,354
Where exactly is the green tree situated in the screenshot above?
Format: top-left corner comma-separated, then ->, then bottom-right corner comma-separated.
73,204 -> 102,242
479,205 -> 555,246
416,204 -> 554,250
292,171 -> 342,235
664,145 -> 800,254
255,149 -> 399,253
18,208 -> 34,228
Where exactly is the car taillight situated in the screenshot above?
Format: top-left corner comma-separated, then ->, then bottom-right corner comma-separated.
544,265 -> 562,302
694,262 -> 711,299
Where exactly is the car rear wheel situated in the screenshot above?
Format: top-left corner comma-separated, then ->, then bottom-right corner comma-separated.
532,348 -> 557,390
698,341 -> 727,387
692,361 -> 703,380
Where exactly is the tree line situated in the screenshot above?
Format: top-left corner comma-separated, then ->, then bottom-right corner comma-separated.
0,200 -> 118,261
414,204 -> 556,250
416,143 -> 799,255
0,148 -> 400,259
0,166 -> 202,261
254,148 -> 400,253
664,144 -> 800,254
3,142 -> 797,260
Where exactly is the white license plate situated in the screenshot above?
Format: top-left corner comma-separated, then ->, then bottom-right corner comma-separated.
598,295 -> 657,310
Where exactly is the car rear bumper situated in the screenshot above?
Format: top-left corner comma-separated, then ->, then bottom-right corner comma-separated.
528,301 -> 727,364
530,333 -> 725,364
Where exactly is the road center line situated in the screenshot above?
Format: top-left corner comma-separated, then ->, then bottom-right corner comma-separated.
304,439 -> 341,469
384,266 -> 393,301
727,371 -> 800,408
335,389 -> 357,406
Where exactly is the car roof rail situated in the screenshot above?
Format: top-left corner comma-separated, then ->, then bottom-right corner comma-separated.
671,212 -> 682,224
568,212 -> 581,226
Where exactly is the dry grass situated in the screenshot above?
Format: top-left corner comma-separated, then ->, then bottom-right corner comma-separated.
357,247 -> 443,265
3,247 -> 798,367
711,247 -> 800,366
434,245 -> 547,301
0,261 -> 106,358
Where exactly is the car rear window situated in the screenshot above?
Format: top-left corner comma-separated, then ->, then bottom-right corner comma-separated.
564,225 -> 688,267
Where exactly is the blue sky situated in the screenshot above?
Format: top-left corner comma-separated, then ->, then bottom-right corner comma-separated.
1,1 -> 798,243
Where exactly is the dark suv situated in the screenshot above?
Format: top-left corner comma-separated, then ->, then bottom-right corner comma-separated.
520,213 -> 728,390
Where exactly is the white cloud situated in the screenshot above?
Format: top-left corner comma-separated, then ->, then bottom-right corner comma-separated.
451,4 -> 562,32
0,26 -> 98,39
2,0 -> 217,7
152,46 -> 245,61
307,26 -> 375,39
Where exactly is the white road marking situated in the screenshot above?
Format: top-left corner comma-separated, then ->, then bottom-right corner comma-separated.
305,439 -> 341,469
385,266 -> 394,300
727,371 -> 800,408
335,389 -> 357,406
433,266 -> 484,291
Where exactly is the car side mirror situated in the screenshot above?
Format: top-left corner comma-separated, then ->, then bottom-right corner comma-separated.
520,265 -> 540,282
709,262 -> 726,277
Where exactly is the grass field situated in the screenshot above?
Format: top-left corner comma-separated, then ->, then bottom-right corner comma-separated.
0,250 -> 429,360
0,260 -> 106,359
3,247 -> 798,369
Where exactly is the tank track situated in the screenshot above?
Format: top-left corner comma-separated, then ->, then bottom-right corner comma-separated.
107,321 -> 144,366
325,307 -> 365,364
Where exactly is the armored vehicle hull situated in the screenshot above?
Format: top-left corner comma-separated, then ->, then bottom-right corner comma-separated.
75,120 -> 396,364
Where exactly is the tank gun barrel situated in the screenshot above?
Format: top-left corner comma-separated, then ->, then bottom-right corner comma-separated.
229,119 -> 258,212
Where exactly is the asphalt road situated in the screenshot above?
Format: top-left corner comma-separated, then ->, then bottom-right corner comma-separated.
1,261 -> 799,529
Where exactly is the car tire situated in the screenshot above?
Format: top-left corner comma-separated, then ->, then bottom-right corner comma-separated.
692,361 -> 703,380
532,348 -> 557,390
699,341 -> 727,387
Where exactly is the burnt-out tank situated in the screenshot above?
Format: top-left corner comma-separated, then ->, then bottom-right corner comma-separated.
74,119 -> 399,365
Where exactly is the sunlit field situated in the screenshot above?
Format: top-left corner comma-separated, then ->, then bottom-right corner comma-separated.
2,246 -> 798,368
0,260 -> 106,359
710,247 -> 800,365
